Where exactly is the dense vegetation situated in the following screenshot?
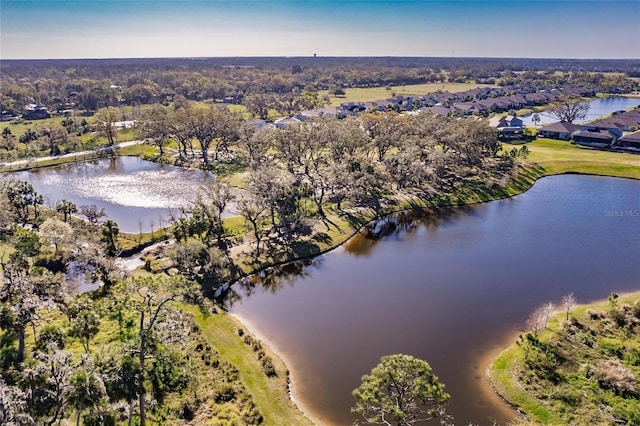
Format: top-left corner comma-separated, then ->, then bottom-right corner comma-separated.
491,293 -> 640,425
2,57 -> 638,116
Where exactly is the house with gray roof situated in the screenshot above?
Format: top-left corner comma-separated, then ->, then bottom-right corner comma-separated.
615,130 -> 640,152
572,128 -> 617,148
537,121 -> 581,140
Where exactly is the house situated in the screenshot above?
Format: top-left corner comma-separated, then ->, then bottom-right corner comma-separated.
488,115 -> 524,140
419,105 -> 450,116
273,117 -> 302,129
581,121 -> 624,138
537,121 -> 581,140
488,115 -> 523,128
452,102 -> 478,115
615,130 -> 640,152
22,104 -> 50,120
572,128 -> 617,148
247,118 -> 270,129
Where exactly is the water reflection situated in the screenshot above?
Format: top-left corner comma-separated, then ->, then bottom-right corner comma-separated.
518,96 -> 640,126
10,157 -> 220,232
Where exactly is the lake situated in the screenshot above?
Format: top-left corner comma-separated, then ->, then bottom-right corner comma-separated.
9,157 -> 216,233
518,96 -> 640,126
228,175 -> 640,425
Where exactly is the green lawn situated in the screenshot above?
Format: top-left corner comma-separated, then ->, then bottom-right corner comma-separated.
506,138 -> 640,180
319,82 -> 495,106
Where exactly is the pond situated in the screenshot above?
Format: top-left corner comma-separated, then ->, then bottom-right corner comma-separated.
228,175 -> 640,425
9,156 -> 218,233
518,96 -> 640,126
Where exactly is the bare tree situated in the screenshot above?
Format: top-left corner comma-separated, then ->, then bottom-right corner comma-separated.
92,107 -> 119,145
547,95 -> 590,123
526,302 -> 555,336
562,293 -> 577,321
237,196 -> 268,257
79,204 -> 106,228
138,104 -> 171,156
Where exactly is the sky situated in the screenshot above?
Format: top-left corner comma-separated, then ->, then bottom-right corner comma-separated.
1,0 -> 639,60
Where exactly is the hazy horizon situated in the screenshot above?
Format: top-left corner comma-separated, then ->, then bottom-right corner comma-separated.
2,0 -> 638,61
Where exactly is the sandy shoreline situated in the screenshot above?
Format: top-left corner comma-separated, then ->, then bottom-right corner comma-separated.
478,328 -> 524,423
231,311 -> 326,426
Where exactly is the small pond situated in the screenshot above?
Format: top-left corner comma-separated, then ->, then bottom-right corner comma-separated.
9,156 -> 220,232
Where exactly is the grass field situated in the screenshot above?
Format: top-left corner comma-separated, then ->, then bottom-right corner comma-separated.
319,82 -> 495,106
504,138 -> 640,179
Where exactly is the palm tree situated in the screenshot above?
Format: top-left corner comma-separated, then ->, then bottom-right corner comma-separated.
66,365 -> 106,426
56,199 -> 77,222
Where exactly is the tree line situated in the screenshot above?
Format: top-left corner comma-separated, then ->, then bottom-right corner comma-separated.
2,57 -> 638,116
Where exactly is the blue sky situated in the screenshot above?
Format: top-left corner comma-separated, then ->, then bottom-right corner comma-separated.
1,0 -> 639,59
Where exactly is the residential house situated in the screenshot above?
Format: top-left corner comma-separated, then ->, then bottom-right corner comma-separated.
273,117 -> 302,129
488,115 -> 524,140
537,121 -> 581,140
615,130 -> 640,152
488,115 -> 523,128
22,104 -> 50,120
418,105 -> 450,116
572,128 -> 617,148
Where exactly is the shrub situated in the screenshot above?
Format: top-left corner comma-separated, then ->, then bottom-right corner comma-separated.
594,359 -> 637,395
609,308 -> 627,328
214,385 -> 237,403
262,357 -> 277,377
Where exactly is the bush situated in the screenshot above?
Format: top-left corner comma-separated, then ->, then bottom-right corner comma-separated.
214,385 -> 236,403
262,357 -> 277,377
595,359 -> 637,395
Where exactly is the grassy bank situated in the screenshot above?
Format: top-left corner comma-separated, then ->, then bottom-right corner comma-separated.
507,137 -> 640,179
489,291 -> 640,425
183,305 -> 314,426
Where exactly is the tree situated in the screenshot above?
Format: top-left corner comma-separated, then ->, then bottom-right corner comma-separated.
352,354 -> 451,426
562,293 -> 576,321
79,204 -> 106,228
547,95 -> 590,123
526,302 -> 555,336
0,376 -> 34,425
65,361 -> 106,426
20,345 -> 73,425
56,199 -> 77,222
138,105 -> 171,156
244,92 -> 276,120
5,181 -> 43,222
67,302 -> 100,353
38,218 -> 74,256
194,182 -> 235,247
101,220 -> 120,256
531,113 -> 541,127
92,107 -> 119,145
122,276 -> 195,426
237,195 -> 268,257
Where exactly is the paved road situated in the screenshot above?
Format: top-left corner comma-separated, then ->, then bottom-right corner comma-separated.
1,139 -> 145,170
